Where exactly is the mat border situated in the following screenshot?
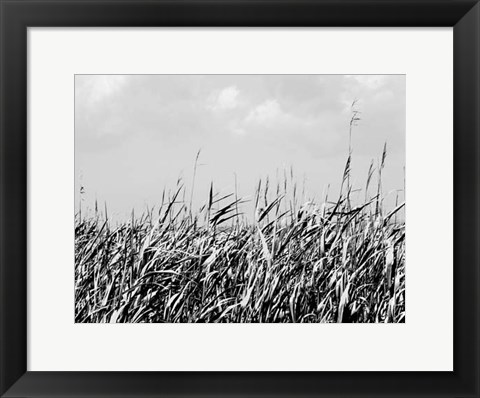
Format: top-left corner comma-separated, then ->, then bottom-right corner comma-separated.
1,1 -> 479,397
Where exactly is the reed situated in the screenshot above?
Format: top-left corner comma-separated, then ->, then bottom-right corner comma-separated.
75,154 -> 405,323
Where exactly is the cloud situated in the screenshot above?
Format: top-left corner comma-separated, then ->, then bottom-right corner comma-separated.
245,99 -> 283,127
348,75 -> 387,90
76,75 -> 127,105
207,85 -> 239,110
231,95 -> 347,158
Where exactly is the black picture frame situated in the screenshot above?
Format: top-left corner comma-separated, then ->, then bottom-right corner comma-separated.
1,1 -> 479,397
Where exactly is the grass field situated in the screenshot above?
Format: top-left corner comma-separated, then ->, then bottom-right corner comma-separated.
75,148 -> 405,323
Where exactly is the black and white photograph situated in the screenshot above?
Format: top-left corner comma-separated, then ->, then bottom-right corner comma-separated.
74,74 -> 405,323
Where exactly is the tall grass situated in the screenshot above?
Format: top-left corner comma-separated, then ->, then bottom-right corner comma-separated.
75,150 -> 405,323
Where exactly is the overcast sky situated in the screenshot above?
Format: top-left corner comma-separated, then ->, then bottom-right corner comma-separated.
75,75 -> 405,221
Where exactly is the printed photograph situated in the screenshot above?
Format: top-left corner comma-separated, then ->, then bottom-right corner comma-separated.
75,75 -> 405,323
